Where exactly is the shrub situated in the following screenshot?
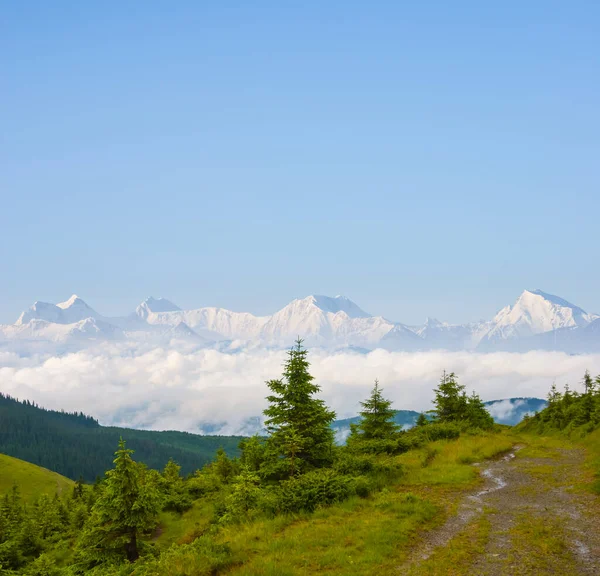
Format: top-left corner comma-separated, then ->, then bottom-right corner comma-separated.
219,467 -> 263,524
407,422 -> 461,446
332,451 -> 375,475
352,476 -> 372,499
187,471 -> 222,498
274,469 -> 354,513
346,436 -> 410,456
131,536 -> 234,576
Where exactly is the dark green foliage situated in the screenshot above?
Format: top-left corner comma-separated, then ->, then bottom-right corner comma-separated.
238,435 -> 266,472
220,466 -> 262,523
161,460 -> 192,513
332,451 -> 375,475
406,422 -> 462,445
432,372 -> 494,429
76,439 -> 162,566
347,381 -> 405,455
0,393 -> 242,482
273,469 -> 354,513
353,380 -> 399,440
416,413 -> 428,427
522,371 -> 600,434
262,339 -> 336,478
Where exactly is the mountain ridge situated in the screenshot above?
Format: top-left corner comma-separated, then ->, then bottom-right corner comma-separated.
2,290 -> 599,353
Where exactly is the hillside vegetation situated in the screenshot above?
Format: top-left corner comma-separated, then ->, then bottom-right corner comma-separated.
1,344 -> 598,575
0,453 -> 73,502
0,341 -> 504,575
0,394 -> 243,481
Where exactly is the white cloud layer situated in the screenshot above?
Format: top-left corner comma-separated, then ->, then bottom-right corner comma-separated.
1,344 -> 599,435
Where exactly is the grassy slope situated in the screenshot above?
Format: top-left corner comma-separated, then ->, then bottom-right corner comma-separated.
0,452 -> 74,501
153,431 -> 515,575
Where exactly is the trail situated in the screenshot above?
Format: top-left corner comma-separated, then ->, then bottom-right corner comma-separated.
401,443 -> 600,575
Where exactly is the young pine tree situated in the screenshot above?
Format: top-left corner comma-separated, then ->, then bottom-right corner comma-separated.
433,371 -> 468,423
416,412 -> 428,427
263,339 -> 336,477
352,380 -> 399,440
78,439 -> 161,565
465,392 -> 494,430
575,371 -> 596,425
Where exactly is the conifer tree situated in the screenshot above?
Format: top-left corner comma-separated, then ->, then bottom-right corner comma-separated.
416,412 -> 428,427
78,439 -> 161,565
352,380 -> 399,439
465,392 -> 494,429
576,371 -> 595,425
433,371 -> 468,422
263,339 -> 336,477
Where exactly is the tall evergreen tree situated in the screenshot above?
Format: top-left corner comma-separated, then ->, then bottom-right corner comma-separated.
77,439 -> 161,565
263,339 -> 336,477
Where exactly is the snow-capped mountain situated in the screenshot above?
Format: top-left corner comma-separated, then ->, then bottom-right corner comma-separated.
477,289 -> 598,351
2,289 -> 599,353
15,295 -> 99,326
135,297 -> 181,321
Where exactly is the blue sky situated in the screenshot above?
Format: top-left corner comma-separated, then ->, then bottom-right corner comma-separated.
1,1 -> 599,325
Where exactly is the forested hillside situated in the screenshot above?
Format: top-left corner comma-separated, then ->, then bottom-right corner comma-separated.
0,394 -> 242,481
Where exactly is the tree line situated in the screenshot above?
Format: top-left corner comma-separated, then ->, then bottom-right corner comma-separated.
522,371 -> 600,432
0,394 -> 242,481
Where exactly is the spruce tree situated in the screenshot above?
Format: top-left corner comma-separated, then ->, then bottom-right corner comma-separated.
465,392 -> 494,429
263,339 -> 336,477
353,380 -> 399,439
77,439 -> 161,565
576,371 -> 595,425
416,412 -> 428,427
433,371 -> 468,422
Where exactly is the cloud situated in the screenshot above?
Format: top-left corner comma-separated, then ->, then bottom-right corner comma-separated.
1,343 -> 599,435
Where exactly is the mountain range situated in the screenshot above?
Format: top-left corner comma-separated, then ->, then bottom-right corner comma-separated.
2,289 -> 599,353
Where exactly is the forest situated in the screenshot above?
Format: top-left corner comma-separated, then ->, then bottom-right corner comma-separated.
1,341 -> 599,575
0,394 -> 242,481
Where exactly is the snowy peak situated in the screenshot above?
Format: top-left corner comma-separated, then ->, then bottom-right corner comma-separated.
493,289 -> 591,333
303,295 -> 370,318
16,295 -> 98,326
135,297 -> 181,320
479,289 -> 595,347
57,294 -> 86,310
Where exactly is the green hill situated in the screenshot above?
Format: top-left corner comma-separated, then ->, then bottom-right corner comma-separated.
0,393 -> 243,482
0,452 -> 73,501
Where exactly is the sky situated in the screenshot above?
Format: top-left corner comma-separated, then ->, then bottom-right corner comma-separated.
1,1 -> 599,326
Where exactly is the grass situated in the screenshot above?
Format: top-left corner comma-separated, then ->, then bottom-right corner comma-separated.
504,513 -> 580,575
155,499 -> 216,547
0,452 -> 73,502
188,430 -> 517,576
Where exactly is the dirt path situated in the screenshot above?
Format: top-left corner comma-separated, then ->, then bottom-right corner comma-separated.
402,442 -> 600,575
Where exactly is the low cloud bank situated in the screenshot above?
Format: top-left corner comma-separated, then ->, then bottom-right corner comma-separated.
0,344 -> 598,435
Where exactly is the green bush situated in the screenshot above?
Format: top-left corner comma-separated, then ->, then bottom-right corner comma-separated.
332,451 -> 375,475
131,536 -> 234,576
407,422 -> 461,446
352,476 -> 372,499
187,471 -> 222,498
274,469 -> 354,513
346,436 -> 409,456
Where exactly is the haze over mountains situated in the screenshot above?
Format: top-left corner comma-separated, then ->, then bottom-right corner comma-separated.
2,289 -> 599,354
